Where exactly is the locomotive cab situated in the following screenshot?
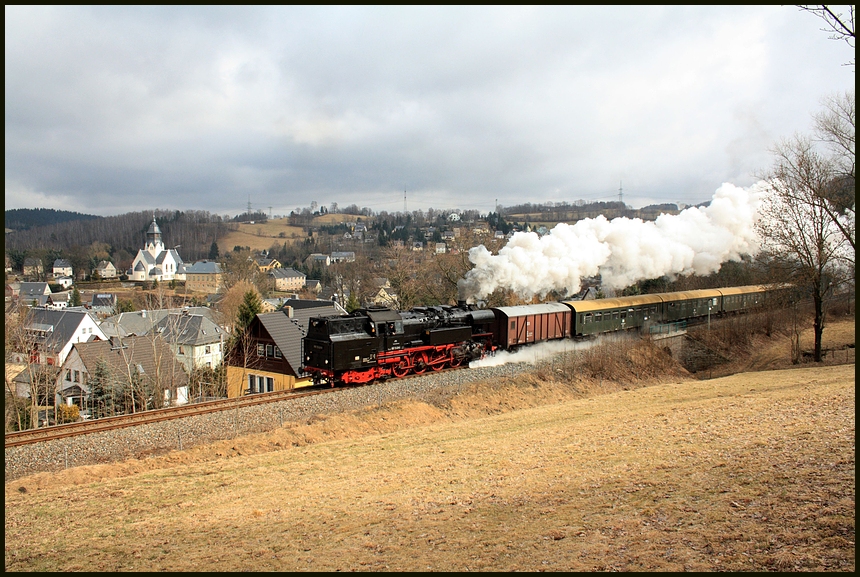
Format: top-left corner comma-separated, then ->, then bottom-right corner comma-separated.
303,314 -> 378,378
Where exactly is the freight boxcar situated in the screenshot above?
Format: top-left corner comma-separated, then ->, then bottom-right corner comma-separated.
491,303 -> 571,349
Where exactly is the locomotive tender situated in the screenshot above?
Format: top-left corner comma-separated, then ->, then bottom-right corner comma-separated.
302,284 -> 776,386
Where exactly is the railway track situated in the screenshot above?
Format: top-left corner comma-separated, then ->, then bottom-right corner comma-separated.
4,386 -> 335,449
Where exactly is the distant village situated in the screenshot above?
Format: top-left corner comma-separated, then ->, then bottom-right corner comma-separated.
4,210 -> 528,430
5,201 -> 667,430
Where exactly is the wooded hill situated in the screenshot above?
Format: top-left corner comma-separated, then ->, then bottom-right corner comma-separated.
5,210 -> 231,272
5,208 -> 100,231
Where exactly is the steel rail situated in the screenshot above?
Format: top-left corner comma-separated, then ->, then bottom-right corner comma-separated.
4,386 -> 336,449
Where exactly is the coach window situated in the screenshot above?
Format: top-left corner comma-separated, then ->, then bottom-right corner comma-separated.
584,313 -> 592,323
620,311 -> 627,319
613,312 -> 619,320
595,313 -> 602,322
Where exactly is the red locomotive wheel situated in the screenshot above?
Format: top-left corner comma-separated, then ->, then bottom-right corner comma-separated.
430,351 -> 447,371
413,352 -> 429,374
392,359 -> 410,378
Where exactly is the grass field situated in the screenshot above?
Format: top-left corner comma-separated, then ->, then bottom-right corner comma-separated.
217,218 -> 306,253
4,319 -> 855,572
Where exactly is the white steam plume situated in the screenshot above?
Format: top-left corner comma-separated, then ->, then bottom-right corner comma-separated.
459,182 -> 765,302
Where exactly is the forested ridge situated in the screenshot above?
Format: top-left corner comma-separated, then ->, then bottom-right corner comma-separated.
5,210 -> 231,271
5,208 -> 100,231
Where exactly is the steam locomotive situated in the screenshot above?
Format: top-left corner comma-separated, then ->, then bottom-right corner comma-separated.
302,284 -> 780,386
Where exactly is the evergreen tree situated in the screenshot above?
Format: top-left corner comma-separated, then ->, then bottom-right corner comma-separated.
88,360 -> 113,419
71,286 -> 82,306
209,241 -> 219,260
345,292 -> 361,313
236,289 -> 263,331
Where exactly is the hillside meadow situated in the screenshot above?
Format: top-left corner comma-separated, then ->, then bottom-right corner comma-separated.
4,317 -> 855,572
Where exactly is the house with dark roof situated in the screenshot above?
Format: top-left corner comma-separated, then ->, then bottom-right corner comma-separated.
330,251 -> 355,263
99,306 -> 222,338
153,310 -> 226,372
184,260 -> 224,293
305,279 -> 322,294
225,299 -> 345,397
21,308 -> 108,366
48,291 -> 71,310
56,335 -> 190,414
95,260 -> 117,279
270,267 -> 306,292
18,282 -> 51,299
253,255 -> 281,272
23,257 -> 44,278
90,293 -> 117,317
53,259 -> 73,277
305,253 -> 331,267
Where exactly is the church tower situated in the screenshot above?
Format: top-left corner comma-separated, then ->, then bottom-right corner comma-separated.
145,214 -> 164,255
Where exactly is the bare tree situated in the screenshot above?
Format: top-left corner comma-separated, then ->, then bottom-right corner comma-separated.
813,90 -> 856,255
798,4 -> 855,66
756,134 -> 853,362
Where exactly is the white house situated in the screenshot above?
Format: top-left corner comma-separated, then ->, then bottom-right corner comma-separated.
154,311 -> 226,373
129,215 -> 185,283
270,267 -> 306,292
22,308 -> 107,366
95,260 -> 118,279
53,259 -> 73,277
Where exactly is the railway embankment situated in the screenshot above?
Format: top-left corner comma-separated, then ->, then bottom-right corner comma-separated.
5,363 -> 541,482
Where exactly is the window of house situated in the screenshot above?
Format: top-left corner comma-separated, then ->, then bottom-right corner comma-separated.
205,345 -> 211,354
65,369 -> 72,381
178,345 -> 185,355
266,344 -> 273,357
274,347 -> 282,358
266,377 -> 274,392
257,344 -> 265,357
248,374 -> 256,393
73,370 -> 80,383
257,375 -> 265,392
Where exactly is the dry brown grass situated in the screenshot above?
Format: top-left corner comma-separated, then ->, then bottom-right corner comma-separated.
4,319 -> 855,572
218,218 -> 305,252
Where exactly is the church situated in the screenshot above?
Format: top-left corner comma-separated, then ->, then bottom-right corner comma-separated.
129,215 -> 185,282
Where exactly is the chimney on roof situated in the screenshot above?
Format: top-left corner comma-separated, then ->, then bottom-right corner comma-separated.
285,306 -> 293,318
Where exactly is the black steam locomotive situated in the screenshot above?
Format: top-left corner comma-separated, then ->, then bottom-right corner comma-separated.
303,304 -> 496,385
302,284 -> 783,386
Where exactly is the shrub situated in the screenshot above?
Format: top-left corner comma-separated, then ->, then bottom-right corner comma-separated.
57,404 -> 80,424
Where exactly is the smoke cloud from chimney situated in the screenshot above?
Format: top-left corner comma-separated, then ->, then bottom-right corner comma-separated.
458,181 -> 765,302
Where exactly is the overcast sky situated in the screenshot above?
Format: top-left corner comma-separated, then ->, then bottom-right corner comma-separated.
5,6 -> 855,218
